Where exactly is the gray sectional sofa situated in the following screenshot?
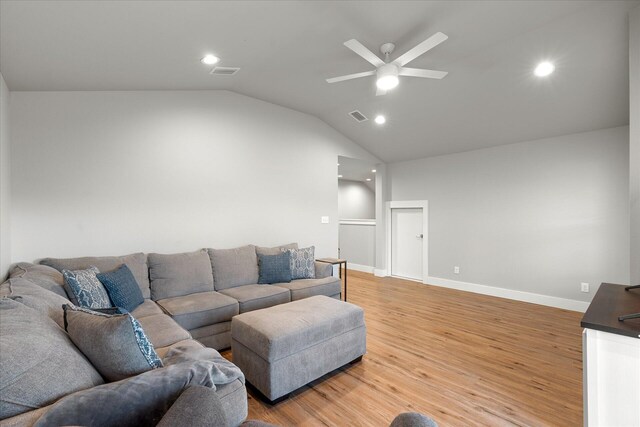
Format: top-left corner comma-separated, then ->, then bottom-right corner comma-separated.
0,243 -> 342,426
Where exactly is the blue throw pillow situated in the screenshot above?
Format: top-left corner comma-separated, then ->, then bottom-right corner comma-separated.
258,252 -> 292,284
62,266 -> 112,309
97,264 -> 144,312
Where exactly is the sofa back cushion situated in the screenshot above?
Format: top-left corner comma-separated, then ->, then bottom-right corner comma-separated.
0,298 -> 104,420
9,263 -> 68,299
255,243 -> 298,257
1,277 -> 69,328
148,250 -> 214,300
208,245 -> 259,290
41,253 -> 150,299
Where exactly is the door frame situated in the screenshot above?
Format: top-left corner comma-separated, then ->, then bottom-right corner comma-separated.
386,200 -> 429,283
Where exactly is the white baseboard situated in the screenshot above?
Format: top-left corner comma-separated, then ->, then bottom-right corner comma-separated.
426,276 -> 590,312
374,268 -> 388,277
348,263 -> 375,274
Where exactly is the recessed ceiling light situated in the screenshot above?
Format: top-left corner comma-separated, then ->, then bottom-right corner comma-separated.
374,115 -> 386,125
201,54 -> 220,65
534,61 -> 554,77
371,169 -> 377,173
366,178 -> 372,181
338,174 -> 343,178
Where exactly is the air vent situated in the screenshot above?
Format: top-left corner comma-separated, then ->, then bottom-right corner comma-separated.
210,67 -> 240,76
349,110 -> 368,122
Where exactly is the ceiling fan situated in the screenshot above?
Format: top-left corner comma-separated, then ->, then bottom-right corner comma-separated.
326,32 -> 449,96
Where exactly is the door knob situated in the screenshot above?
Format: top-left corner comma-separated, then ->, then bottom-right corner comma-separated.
416,234 -> 423,238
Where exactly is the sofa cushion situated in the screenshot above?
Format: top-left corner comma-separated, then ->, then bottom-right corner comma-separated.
257,252 -> 291,285
285,246 -> 316,279
41,253 -> 150,299
156,385 -> 228,427
62,266 -> 113,309
0,298 -> 104,419
156,291 -> 239,331
9,263 -> 68,299
97,264 -> 145,312
2,277 -> 69,328
148,250 -> 214,300
255,242 -> 298,257
136,314 -> 192,348
275,277 -> 342,301
131,299 -> 164,319
63,305 -> 163,382
219,284 -> 290,313
208,245 -> 259,290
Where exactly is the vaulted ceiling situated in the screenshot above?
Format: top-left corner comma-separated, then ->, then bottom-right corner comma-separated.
1,0 -> 636,162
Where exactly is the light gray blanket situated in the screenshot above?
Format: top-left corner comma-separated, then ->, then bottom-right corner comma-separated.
33,345 -> 244,427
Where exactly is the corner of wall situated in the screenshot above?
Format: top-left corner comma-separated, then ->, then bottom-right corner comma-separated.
630,5 -> 640,284
0,72 -> 11,281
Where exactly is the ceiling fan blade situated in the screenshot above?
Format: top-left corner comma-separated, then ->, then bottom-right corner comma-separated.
393,32 -> 448,67
376,86 -> 387,96
326,70 -> 376,83
344,39 -> 385,68
399,67 -> 448,79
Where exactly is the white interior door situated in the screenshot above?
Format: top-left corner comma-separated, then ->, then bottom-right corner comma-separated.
391,208 -> 423,280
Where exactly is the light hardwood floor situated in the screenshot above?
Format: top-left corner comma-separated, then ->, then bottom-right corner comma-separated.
222,271 -> 583,426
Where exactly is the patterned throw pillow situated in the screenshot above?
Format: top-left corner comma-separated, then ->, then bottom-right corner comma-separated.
284,246 -> 316,280
97,264 -> 144,312
62,266 -> 112,309
258,252 -> 292,284
63,304 -> 163,382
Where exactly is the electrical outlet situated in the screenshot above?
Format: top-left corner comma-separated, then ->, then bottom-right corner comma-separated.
581,282 -> 589,293
454,266 -> 460,274
321,216 -> 329,224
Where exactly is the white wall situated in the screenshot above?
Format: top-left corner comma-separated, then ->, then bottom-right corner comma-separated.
338,180 -> 376,269
10,90 -> 379,262
0,73 -> 10,280
389,126 -> 630,303
339,224 -> 375,270
630,5 -> 640,285
338,179 -> 375,219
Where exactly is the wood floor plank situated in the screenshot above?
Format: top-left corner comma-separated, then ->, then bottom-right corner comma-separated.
222,271 -> 583,426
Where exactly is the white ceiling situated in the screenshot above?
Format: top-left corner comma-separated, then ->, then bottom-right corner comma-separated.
1,0 -> 636,162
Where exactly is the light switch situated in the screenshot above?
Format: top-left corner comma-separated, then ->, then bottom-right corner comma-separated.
321,216 -> 329,224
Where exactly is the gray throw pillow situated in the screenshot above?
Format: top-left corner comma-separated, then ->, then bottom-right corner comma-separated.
63,305 -> 163,382
62,266 -> 112,309
284,246 -> 316,279
0,298 -> 104,419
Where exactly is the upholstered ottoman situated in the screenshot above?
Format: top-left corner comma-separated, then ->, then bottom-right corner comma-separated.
231,295 -> 366,402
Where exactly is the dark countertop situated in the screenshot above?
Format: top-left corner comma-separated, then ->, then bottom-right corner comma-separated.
581,283 -> 640,339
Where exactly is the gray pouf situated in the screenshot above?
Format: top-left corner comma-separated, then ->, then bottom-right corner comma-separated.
231,295 -> 366,402
390,412 -> 438,427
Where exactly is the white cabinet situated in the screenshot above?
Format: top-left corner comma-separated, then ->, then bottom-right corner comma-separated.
583,328 -> 640,426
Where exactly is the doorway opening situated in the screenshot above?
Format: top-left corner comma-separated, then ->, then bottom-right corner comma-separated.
337,156 -> 377,273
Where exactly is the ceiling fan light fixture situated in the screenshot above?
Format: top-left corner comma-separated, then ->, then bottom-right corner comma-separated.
376,63 -> 399,90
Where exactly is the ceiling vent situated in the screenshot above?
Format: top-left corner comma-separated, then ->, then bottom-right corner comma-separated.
349,110 -> 368,122
210,67 -> 240,76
